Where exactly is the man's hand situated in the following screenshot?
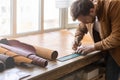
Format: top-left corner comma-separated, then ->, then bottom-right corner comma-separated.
75,45 -> 96,55
72,41 -> 81,51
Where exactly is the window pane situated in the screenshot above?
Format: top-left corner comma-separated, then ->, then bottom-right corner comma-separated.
44,0 -> 59,30
17,0 -> 39,33
0,0 -> 10,36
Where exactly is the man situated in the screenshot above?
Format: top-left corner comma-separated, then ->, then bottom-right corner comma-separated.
70,0 -> 120,80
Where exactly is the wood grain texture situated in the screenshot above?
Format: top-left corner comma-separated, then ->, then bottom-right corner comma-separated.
0,29 -> 102,80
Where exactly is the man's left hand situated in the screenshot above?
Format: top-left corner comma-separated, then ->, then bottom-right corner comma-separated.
75,45 -> 96,55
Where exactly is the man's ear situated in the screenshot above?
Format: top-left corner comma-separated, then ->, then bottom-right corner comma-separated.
89,8 -> 95,15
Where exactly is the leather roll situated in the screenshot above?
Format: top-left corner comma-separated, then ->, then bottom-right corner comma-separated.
0,60 -> 5,72
29,54 -> 48,67
0,44 -> 48,67
0,47 -> 32,65
0,54 -> 15,68
34,46 -> 58,60
6,40 -> 48,67
8,40 -> 58,60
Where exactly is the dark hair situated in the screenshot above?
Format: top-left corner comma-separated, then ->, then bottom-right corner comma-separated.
70,0 -> 94,21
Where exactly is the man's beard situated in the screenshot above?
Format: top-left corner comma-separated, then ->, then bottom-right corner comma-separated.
89,14 -> 96,23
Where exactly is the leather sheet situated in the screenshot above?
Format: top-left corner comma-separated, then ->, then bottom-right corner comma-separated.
8,40 -> 58,60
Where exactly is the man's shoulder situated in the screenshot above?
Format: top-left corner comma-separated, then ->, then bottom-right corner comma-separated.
98,0 -> 120,4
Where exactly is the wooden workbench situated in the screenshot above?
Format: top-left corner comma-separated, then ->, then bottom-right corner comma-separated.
0,29 -> 102,80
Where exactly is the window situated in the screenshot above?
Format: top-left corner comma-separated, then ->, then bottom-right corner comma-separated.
0,0 -> 10,36
44,0 -> 60,30
16,0 -> 39,33
0,0 -> 75,37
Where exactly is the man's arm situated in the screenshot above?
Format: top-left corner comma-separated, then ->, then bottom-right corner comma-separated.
72,23 -> 88,50
95,1 -> 120,50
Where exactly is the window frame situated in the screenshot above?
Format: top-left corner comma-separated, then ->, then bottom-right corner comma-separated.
0,0 -> 77,38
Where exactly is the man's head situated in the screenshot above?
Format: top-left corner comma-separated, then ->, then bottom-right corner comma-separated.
70,0 -> 96,24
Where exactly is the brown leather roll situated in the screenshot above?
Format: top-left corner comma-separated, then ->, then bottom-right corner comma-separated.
34,46 -> 58,60
29,54 -> 48,67
0,60 -> 5,72
8,40 -> 49,66
0,47 -> 32,65
8,39 -> 58,60
0,54 -> 15,68
0,44 -> 48,67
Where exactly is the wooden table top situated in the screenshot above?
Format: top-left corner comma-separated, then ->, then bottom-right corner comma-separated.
0,29 -> 102,80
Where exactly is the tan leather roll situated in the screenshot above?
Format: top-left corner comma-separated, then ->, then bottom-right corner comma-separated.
34,46 -> 58,60
0,47 -> 32,65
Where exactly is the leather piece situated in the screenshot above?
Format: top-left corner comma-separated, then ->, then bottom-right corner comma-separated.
8,40 -> 36,53
0,47 -> 33,65
0,39 -> 58,60
0,44 -> 48,67
0,54 -> 15,68
0,60 -> 5,72
8,40 -> 58,60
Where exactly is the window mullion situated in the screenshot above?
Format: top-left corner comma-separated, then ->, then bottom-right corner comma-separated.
11,0 -> 17,37
40,0 -> 44,33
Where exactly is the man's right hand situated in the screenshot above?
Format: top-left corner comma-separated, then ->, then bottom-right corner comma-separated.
72,41 -> 81,51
